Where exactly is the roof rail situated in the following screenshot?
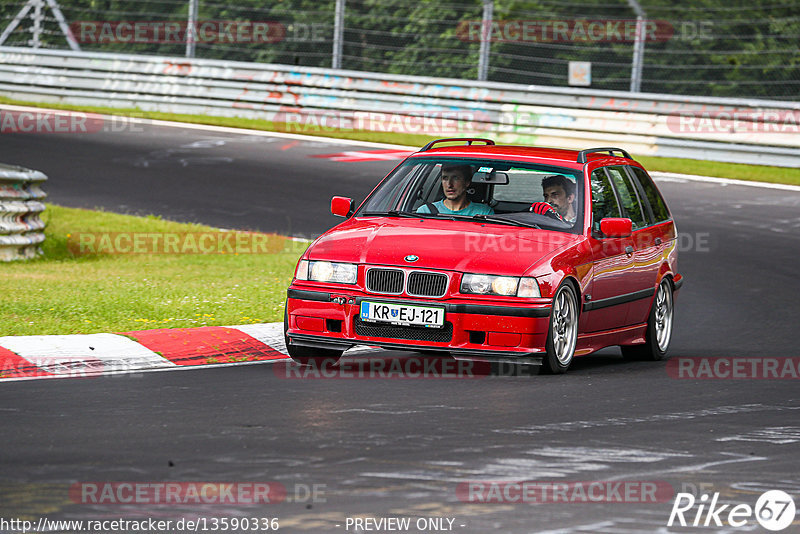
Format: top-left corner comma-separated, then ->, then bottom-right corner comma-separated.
419,138 -> 495,152
576,147 -> 632,164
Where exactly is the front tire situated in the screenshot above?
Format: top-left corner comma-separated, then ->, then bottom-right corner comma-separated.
542,283 -> 579,374
621,278 -> 674,361
284,307 -> 343,366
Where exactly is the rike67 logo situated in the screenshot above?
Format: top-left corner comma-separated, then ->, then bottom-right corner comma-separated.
668,490 -> 796,531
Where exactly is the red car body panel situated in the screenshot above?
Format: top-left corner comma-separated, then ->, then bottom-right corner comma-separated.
286,144 -> 681,362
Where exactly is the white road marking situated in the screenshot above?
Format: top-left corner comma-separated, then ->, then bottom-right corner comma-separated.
651,171 -> 800,192
716,426 -> 800,444
602,452 -> 766,482
496,404 -> 800,435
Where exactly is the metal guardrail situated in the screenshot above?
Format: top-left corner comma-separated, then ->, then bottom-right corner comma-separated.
0,163 -> 47,261
0,47 -> 798,167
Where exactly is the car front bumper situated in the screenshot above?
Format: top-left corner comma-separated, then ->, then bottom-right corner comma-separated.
286,287 -> 552,362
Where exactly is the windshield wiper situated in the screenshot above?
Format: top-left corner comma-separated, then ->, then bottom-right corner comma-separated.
361,210 -> 440,219
472,214 -> 541,229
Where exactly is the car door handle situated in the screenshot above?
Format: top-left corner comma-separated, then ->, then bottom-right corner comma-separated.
655,237 -> 662,246
625,245 -> 634,256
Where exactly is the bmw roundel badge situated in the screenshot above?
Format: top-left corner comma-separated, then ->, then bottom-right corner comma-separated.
404,255 -> 419,263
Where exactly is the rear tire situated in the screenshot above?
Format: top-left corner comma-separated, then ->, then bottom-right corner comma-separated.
621,278 -> 673,361
284,307 -> 343,366
542,283 -> 579,374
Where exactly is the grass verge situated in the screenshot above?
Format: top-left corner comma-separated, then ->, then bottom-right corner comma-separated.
0,205 -> 306,336
2,96 -> 798,186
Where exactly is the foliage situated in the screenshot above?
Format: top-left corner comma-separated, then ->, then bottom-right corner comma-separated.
0,0 -> 797,98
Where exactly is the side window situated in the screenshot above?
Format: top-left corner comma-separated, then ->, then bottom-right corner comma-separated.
628,166 -> 671,223
590,169 -> 621,234
408,164 -> 443,211
604,166 -> 647,230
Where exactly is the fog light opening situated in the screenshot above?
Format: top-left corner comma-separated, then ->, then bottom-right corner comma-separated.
469,331 -> 486,345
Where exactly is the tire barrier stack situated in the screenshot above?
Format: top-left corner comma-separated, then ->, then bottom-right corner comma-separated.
0,163 -> 47,261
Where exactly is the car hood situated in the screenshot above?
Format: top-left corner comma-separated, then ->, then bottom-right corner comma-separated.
306,217 -> 580,275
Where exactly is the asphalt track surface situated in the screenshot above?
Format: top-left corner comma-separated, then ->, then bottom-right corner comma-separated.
2,121 -> 799,533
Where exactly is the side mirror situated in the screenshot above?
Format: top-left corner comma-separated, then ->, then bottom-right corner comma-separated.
331,196 -> 353,217
600,217 -> 633,238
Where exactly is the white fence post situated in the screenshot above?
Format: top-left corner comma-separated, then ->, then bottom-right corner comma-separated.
186,0 -> 199,58
332,0 -> 345,69
30,0 -> 43,49
627,0 -> 646,93
477,0 -> 493,82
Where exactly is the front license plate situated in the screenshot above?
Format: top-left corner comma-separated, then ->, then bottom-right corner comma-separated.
360,301 -> 445,328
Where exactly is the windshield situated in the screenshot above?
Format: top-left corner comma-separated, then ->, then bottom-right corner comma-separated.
355,157 -> 583,232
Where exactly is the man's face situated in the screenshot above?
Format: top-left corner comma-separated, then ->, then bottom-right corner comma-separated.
441,168 -> 469,201
543,185 -> 574,217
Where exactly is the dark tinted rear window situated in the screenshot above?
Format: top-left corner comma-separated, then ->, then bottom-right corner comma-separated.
604,166 -> 647,230
629,166 -> 671,223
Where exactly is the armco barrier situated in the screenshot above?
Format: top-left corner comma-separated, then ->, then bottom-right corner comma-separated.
0,163 -> 47,261
0,47 -> 798,167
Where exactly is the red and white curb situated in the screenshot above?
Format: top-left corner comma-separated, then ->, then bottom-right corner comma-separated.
0,323 -> 288,381
0,323 -> 379,381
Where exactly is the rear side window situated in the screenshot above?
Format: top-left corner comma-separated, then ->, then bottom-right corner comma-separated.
628,166 -> 671,223
604,166 -> 647,230
590,169 -> 621,234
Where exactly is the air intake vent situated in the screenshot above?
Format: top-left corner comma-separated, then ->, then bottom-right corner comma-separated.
355,317 -> 454,342
366,268 -> 404,294
407,272 -> 448,298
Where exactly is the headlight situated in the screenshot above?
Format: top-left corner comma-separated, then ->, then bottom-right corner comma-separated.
305,261 -> 357,284
461,274 -> 493,294
461,274 -> 518,296
461,274 -> 541,297
491,276 -> 519,296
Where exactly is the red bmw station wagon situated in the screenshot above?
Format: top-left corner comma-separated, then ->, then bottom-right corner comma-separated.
285,139 -> 682,374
